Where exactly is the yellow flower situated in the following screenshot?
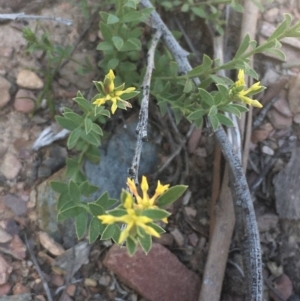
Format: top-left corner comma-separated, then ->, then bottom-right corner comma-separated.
232,69 -> 264,108
127,176 -> 170,210
98,192 -> 160,244
93,70 -> 136,114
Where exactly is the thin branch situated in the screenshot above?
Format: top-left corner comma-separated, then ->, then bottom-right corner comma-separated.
140,1 -> 262,300
0,13 -> 72,25
24,235 -> 54,301
129,29 -> 162,182
215,126 -> 262,301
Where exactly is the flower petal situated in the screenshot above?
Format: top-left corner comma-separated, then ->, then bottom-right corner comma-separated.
98,214 -> 117,224
124,193 -> 134,210
110,98 -> 118,114
93,97 -> 106,107
236,69 -> 245,87
127,178 -> 143,204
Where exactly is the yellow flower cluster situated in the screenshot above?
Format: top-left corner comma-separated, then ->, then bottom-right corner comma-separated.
231,69 -> 264,108
98,176 -> 169,244
93,70 -> 136,114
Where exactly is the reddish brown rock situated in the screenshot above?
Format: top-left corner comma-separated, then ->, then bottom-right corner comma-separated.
270,274 -> 293,301
12,282 -> 30,294
251,123 -> 273,143
0,77 -> 11,108
0,254 -> 12,285
273,91 -> 292,118
0,283 -> 11,296
268,109 -> 292,130
0,235 -> 26,260
104,243 -> 200,301
14,89 -> 35,113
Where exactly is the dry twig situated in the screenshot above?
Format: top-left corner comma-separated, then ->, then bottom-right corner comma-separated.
25,235 -> 54,301
129,29 -> 162,182
0,12 -> 72,25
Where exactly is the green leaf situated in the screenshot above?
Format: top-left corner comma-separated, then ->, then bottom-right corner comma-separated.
108,208 -> 127,217
63,112 -> 83,125
88,203 -> 104,216
147,222 -> 166,235
96,41 -> 114,52
268,14 -> 292,40
99,22 -> 112,41
111,224 -> 121,243
198,88 -> 214,106
89,217 -> 105,243
107,14 -> 119,24
264,48 -> 286,61
67,127 -> 81,149
119,90 -> 139,101
80,130 -> 101,146
69,180 -> 81,202
183,79 -> 194,93
107,58 -> 120,69
169,61 -> 178,76
112,36 -> 124,51
120,38 -> 141,51
126,236 -> 138,256
101,224 -> 117,240
208,105 -> 218,116
181,3 -> 189,12
51,181 -> 68,194
55,116 -> 78,131
234,34 -> 250,58
84,117 -> 93,135
85,145 -> 100,163
122,11 -> 142,23
209,115 -> 219,131
210,75 -> 233,86
138,231 -> 152,254
231,104 -> 248,113
73,94 -> 91,113
75,212 -> 87,239
219,104 -> 241,118
79,181 -> 99,196
95,192 -> 118,209
57,192 -> 70,211
190,6 -> 206,18
57,202 -> 82,221
216,84 -> 230,95
142,208 -> 170,220
187,55 -> 213,77
216,113 -> 234,127
124,0 -> 138,9
91,123 -> 103,136
157,185 -> 188,207
187,109 -> 206,121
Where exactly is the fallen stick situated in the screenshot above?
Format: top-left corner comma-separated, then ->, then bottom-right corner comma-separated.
0,12 -> 72,25
140,1 -> 262,300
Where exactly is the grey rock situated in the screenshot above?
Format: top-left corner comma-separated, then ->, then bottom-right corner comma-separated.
0,294 -> 32,301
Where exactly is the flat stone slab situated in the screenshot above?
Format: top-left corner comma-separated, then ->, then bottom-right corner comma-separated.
104,243 -> 201,301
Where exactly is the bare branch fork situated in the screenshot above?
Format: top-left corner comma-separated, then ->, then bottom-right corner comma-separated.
140,0 -> 262,300
0,13 -> 72,25
129,29 -> 162,182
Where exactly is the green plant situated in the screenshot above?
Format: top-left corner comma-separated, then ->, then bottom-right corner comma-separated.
50,0 -> 300,259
